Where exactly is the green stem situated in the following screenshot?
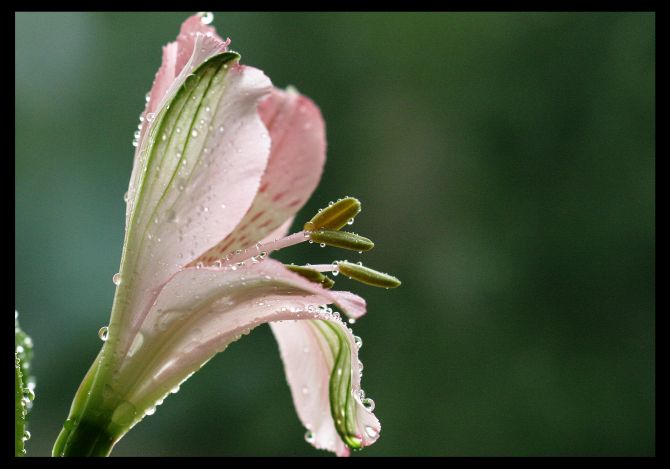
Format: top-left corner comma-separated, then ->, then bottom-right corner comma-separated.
52,348 -> 126,457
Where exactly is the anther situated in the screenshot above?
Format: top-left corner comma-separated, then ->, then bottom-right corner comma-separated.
286,265 -> 335,289
304,197 -> 361,232
309,230 -> 374,252
335,261 -> 401,289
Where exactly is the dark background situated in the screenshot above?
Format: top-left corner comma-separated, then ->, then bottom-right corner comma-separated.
15,12 -> 654,456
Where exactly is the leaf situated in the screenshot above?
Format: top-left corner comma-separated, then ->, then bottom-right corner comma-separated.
15,311 -> 34,457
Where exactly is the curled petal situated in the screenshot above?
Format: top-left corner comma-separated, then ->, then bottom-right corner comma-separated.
194,87 -> 326,261
108,260 -> 377,456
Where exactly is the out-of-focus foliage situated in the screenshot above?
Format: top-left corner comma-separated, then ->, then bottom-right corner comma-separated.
15,12 -> 654,456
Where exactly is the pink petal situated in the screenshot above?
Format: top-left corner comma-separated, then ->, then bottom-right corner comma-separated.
111,260 -> 378,455
126,14 -> 229,229
193,87 -> 326,261
115,58 -> 273,355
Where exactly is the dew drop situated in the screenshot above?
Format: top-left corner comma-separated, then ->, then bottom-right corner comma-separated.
123,191 -> 129,203
112,273 -> 121,286
364,426 -> 378,438
145,92 -> 151,103
348,318 -> 356,325
199,11 -> 214,25
22,388 -> 35,402
23,430 -> 31,441
127,333 -> 144,358
218,125 -> 225,133
146,112 -> 156,122
354,335 -> 363,349
161,133 -> 167,141
362,397 -> 375,412
145,406 -> 156,416
98,326 -> 109,342
319,243 -> 326,248
347,218 -> 355,225
304,430 -> 315,443
191,129 -> 199,138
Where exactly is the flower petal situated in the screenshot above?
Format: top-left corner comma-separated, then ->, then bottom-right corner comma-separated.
193,87 -> 326,261
108,260 -> 378,455
113,52 -> 272,355
127,14 -> 229,229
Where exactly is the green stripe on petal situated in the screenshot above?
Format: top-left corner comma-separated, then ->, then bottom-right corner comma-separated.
310,320 -> 363,450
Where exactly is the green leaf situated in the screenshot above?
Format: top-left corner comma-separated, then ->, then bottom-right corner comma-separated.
15,311 -> 34,457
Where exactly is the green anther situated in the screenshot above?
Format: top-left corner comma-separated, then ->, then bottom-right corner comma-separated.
336,261 -> 401,289
286,265 -> 335,289
304,197 -> 361,232
310,230 -> 374,252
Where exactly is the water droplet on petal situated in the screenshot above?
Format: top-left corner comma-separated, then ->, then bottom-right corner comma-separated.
304,430 -> 315,443
354,335 -> 363,349
112,273 -> 121,285
23,430 -> 31,441
145,406 -> 156,416
98,326 -> 109,342
362,397 -> 375,412
198,11 -> 214,24
191,129 -> 199,138
22,388 -> 35,402
123,191 -> 129,203
146,112 -> 156,122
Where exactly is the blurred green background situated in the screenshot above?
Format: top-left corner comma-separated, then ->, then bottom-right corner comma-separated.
15,12 -> 654,456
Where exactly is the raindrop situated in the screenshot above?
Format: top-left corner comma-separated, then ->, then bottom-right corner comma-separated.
112,273 -> 121,286
354,336 -> 363,349
304,430 -> 315,443
133,130 -> 141,139
348,318 -> 356,325
145,406 -> 156,416
199,11 -> 214,25
145,92 -> 151,103
170,385 -> 181,394
319,243 -> 326,248
205,106 -> 211,113
98,326 -> 109,342
347,218 -> 354,225
146,112 -> 156,122
161,133 -> 167,141
364,426 -> 378,438
22,388 -> 35,402
123,191 -> 129,203
191,129 -> 199,138
127,333 -> 144,358
362,397 -> 375,412
23,430 -> 31,441
218,125 -> 225,133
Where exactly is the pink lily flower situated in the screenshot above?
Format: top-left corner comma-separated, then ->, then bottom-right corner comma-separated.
53,13 -> 398,457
